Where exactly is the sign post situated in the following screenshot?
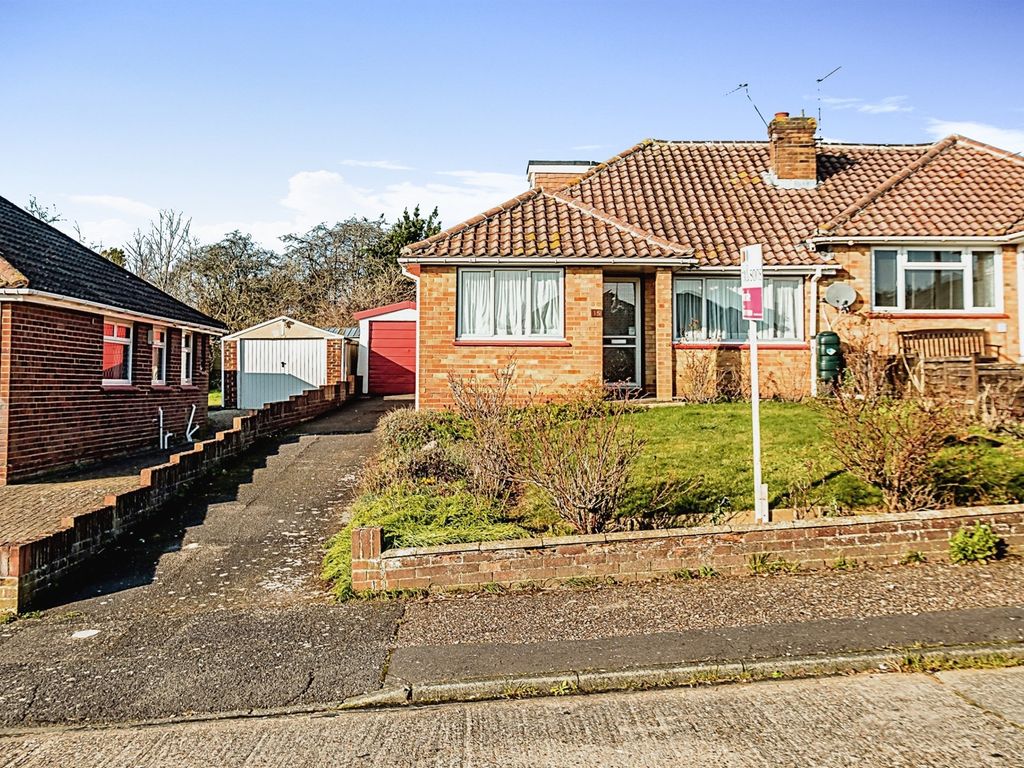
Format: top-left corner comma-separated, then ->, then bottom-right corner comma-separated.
741,244 -> 769,523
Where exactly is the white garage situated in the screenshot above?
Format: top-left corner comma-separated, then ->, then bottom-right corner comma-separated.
221,316 -> 346,410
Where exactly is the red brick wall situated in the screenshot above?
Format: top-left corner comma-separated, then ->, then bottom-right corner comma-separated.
0,302 -> 212,484
417,265 -> 605,409
351,504 -> 1024,593
222,339 -> 238,408
822,244 -> 1021,362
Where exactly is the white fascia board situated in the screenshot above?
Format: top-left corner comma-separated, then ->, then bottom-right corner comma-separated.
691,265 -> 839,275
0,288 -> 226,335
812,235 -> 1024,245
222,315 -> 343,341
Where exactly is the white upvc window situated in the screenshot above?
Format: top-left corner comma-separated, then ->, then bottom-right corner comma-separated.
872,247 -> 1000,312
673,276 -> 804,342
457,268 -> 564,339
102,320 -> 133,385
181,331 -> 194,385
151,327 -> 167,385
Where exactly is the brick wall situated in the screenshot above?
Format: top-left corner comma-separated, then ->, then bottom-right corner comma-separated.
417,265 -> 605,409
0,380 -> 351,612
822,244 -> 1021,361
0,302 -> 212,485
531,173 -> 587,191
222,338 -> 238,408
768,114 -> 817,182
351,504 -> 1024,593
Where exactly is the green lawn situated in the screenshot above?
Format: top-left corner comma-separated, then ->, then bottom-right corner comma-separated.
208,388 -> 223,408
621,402 -> 878,519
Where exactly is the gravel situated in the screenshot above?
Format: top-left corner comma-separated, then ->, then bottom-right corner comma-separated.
396,559 -> 1024,647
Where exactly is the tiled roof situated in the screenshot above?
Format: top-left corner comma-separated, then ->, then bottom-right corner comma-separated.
405,189 -> 691,259
0,195 -> 225,329
406,134 -> 1024,267
821,136 -> 1024,239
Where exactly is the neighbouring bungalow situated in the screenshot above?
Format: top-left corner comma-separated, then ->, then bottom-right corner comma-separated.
400,111 -> 1024,408
0,195 -> 227,484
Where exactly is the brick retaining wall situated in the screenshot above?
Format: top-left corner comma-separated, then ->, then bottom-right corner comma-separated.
0,381 -> 352,612
351,505 -> 1024,593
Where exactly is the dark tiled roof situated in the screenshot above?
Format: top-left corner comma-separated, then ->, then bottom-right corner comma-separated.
405,189 -> 691,259
0,195 -> 225,329
406,135 -> 1024,267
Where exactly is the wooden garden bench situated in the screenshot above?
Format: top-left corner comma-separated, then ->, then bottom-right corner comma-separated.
898,328 -> 1001,395
897,328 -> 1000,362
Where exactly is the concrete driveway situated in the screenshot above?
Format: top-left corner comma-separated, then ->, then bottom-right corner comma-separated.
0,398 -> 407,727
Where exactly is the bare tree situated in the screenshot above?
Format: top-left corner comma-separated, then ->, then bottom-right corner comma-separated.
25,195 -> 63,224
124,209 -> 198,297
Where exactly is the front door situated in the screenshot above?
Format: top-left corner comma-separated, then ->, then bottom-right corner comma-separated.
603,278 -> 641,386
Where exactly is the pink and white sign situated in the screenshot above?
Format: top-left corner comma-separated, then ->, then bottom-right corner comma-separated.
740,244 -> 764,321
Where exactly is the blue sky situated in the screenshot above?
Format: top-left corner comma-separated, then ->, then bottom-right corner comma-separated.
3,0 -> 1022,249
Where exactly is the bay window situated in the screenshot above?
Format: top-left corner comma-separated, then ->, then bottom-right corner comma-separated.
872,248 -> 998,311
102,320 -> 133,385
673,276 -> 803,342
457,268 -> 564,339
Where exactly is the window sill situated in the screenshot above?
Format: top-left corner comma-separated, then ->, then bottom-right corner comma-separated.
866,311 -> 1008,319
673,341 -> 809,350
101,384 -> 139,392
453,339 -> 571,347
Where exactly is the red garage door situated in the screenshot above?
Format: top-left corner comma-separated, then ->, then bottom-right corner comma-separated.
368,321 -> 416,395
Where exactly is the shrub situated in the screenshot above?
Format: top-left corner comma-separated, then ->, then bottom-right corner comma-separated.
823,346 -> 959,513
949,522 -> 1003,564
511,391 -> 645,534
448,363 -> 519,498
362,409 -> 472,492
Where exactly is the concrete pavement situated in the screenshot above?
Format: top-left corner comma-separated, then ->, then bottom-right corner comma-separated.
3,668 -> 1023,766
0,399 -> 406,727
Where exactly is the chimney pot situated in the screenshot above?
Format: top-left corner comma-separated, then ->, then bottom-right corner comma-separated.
775,111 -> 789,120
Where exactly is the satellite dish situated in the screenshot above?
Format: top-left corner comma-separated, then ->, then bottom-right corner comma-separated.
824,282 -> 857,310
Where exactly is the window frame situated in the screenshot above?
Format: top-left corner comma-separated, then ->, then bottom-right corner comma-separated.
102,319 -> 134,386
181,331 -> 194,385
456,267 -> 566,340
871,246 -> 1002,313
672,275 -> 805,343
151,327 -> 167,385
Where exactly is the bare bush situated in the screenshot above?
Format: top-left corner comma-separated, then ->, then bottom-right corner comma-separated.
978,378 -> 1024,438
675,349 -> 723,403
511,392 -> 645,535
824,342 -> 958,513
447,362 -> 519,499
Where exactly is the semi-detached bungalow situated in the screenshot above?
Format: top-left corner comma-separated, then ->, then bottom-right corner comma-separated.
0,195 -> 227,484
400,112 -> 1024,408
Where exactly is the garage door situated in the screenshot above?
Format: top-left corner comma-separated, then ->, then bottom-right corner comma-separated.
368,321 -> 415,395
238,338 -> 327,409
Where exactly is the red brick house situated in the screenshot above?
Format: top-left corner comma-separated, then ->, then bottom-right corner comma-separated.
0,195 -> 227,484
401,113 -> 1024,408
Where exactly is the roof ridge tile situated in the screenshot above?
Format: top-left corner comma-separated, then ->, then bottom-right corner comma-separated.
0,252 -> 29,288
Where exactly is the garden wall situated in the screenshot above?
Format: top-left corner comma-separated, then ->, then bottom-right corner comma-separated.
1,380 -> 352,612
350,504 -> 1024,593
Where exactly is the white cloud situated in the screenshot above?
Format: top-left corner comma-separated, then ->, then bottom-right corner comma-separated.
339,159 -> 414,171
195,168 -> 527,249
926,119 -> 1024,153
67,194 -> 158,219
858,96 -> 912,114
820,95 -> 912,114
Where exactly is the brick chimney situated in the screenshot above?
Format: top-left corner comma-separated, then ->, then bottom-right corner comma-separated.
526,160 -> 597,192
766,112 -> 818,189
